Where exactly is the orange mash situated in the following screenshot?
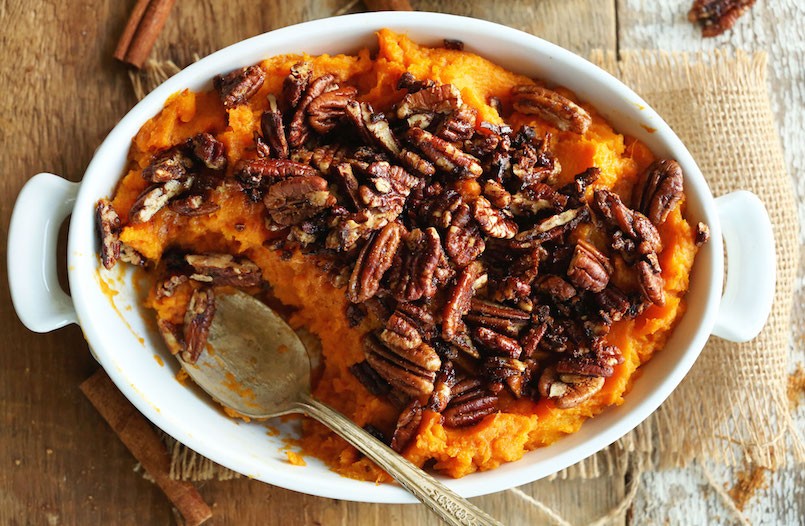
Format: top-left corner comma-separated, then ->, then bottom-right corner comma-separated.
109,30 -> 697,480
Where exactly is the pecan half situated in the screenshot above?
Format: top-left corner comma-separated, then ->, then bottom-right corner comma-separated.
182,287 -> 215,364
405,127 -> 483,178
235,158 -> 319,201
445,222 -> 485,268
536,275 -> 577,302
537,366 -> 605,409
155,273 -> 189,300
436,105 -> 478,143
347,222 -> 404,303
345,101 -> 402,156
465,299 -> 530,337
157,318 -> 184,356
472,196 -> 517,239
427,362 -> 456,412
264,175 -> 336,226
307,86 -> 358,134
189,133 -> 227,171
213,65 -> 265,109
397,83 -> 462,119
593,190 -> 661,255
129,177 -> 193,224
392,227 -> 448,302
363,334 -> 440,397
511,182 -> 568,216
288,74 -> 337,147
688,0 -> 756,37
513,207 -> 587,247
593,287 -> 632,323
566,240 -> 612,292
637,259 -> 665,306
442,379 -> 497,427
511,85 -> 592,134
142,146 -> 193,183
391,399 -> 423,453
381,309 -> 423,351
482,356 -> 527,396
349,360 -> 391,397
472,326 -> 522,358
260,94 -> 289,159
695,222 -> 710,246
635,159 -> 683,226
396,72 -> 434,94
483,180 -> 512,209
442,261 -> 484,341
282,61 -> 312,112
96,199 -> 121,269
168,194 -> 220,216
185,253 -> 262,288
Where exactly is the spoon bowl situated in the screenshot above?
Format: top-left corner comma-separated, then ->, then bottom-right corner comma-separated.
181,290 -> 503,526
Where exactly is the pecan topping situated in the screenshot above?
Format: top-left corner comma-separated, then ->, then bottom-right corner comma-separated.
189,133 -> 227,171
96,199 -> 121,269
348,222 -> 404,303
637,259 -> 665,306
513,207 -> 587,247
482,356 -> 527,396
397,72 -> 434,94
363,333 -> 440,397
263,175 -> 336,226
483,180 -> 511,209
405,127 -> 482,177
392,227 -> 448,302
213,65 -> 265,109
182,287 -> 215,364
593,287 -> 632,323
511,85 -> 592,134
442,379 -> 497,427
465,299 -> 530,337
129,178 -> 193,224
472,326 -> 522,358
119,244 -> 147,267
635,159 -> 683,226
391,399 -> 423,453
427,362 -> 456,412
169,194 -> 220,216
472,196 -> 517,239
556,346 -> 622,378
442,261 -> 484,341
345,101 -> 402,156
288,74 -> 337,147
536,275 -> 577,302
443,39 -> 464,51
157,318 -> 184,356
695,222 -> 710,246
235,158 -> 319,201
593,190 -> 661,255
397,83 -> 462,119
282,62 -> 312,111
185,253 -> 262,288
349,360 -> 391,397
381,309 -> 423,351
155,274 -> 189,299
436,105 -> 478,143
688,0 -> 756,37
307,86 -> 358,134
538,366 -> 605,409
260,94 -> 289,159
445,222 -> 485,268
566,240 -> 612,292
142,146 -> 193,183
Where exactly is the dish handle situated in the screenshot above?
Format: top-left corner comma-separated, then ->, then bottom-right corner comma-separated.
711,190 -> 776,342
8,173 -> 79,332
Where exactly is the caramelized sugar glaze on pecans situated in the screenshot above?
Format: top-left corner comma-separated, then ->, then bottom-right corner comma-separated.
97,37 -> 706,459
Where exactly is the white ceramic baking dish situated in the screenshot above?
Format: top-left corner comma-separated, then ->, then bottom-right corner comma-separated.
8,12 -> 776,503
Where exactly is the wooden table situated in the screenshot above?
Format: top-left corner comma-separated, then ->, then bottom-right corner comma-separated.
2,1 -> 802,524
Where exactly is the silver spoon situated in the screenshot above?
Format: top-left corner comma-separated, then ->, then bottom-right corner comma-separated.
180,290 -> 503,526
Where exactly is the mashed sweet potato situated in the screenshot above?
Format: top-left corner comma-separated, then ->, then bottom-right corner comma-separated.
111,29 -> 697,480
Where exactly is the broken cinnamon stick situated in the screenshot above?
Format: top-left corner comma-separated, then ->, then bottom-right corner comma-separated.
80,369 -> 212,526
114,0 -> 177,68
363,0 -> 414,10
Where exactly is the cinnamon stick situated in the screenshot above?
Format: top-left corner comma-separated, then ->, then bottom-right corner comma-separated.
363,0 -> 414,10
114,0 -> 177,68
80,369 -> 212,526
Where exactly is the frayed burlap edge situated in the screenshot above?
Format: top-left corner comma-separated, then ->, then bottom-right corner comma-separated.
127,49 -> 803,483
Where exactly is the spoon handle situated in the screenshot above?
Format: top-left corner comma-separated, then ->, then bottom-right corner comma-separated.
297,394 -> 503,526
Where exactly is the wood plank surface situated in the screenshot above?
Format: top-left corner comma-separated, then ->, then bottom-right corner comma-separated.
1,0 -> 801,525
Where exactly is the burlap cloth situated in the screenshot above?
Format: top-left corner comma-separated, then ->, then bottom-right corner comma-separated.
131,48 -> 803,491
